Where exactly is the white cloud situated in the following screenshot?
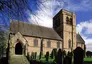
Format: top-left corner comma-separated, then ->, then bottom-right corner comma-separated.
28,0 -> 66,27
28,0 -> 92,28
76,19 -> 92,51
77,19 -> 92,34
64,0 -> 92,11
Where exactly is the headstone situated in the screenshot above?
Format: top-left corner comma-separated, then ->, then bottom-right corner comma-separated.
45,51 -> 49,61
74,47 -> 84,64
57,49 -> 62,64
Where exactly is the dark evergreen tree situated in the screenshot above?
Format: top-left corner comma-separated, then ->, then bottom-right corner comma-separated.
39,52 -> 42,60
62,50 -> 66,58
45,51 -> 49,61
34,52 -> 37,59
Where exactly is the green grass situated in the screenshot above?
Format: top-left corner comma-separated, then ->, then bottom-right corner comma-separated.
84,57 -> 92,62
34,55 -> 55,63
40,56 -> 54,62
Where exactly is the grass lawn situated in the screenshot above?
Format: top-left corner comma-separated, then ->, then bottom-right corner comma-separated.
84,57 -> 92,62
31,55 -> 55,63
38,56 -> 55,62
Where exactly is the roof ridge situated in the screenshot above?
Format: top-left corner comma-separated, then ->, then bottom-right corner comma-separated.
77,34 -> 85,43
11,19 -> 53,29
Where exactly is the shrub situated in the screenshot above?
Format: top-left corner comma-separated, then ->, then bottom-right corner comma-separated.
86,51 -> 92,58
50,48 -> 57,60
50,48 -> 57,63
62,50 -> 66,58
53,48 -> 57,56
34,52 -> 37,59
31,52 -> 35,59
67,51 -> 72,57
50,49 -> 54,59
39,52 -> 43,60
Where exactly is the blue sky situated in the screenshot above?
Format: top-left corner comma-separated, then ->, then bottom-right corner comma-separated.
0,0 -> 92,51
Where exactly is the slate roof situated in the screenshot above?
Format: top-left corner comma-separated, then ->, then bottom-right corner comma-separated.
10,20 -> 62,40
76,33 -> 85,44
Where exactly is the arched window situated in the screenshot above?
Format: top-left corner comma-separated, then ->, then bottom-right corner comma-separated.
68,39 -> 71,48
34,39 -> 38,47
66,16 -> 72,25
57,42 -> 60,48
47,40 -> 51,48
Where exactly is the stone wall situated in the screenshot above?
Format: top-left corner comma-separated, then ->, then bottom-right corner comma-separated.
24,36 -> 62,55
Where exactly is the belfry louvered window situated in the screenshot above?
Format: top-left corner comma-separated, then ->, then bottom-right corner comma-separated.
66,16 -> 72,25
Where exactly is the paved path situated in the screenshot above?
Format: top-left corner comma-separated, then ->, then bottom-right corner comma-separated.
9,55 -> 30,64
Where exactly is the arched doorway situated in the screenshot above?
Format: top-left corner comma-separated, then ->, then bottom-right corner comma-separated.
15,42 -> 22,55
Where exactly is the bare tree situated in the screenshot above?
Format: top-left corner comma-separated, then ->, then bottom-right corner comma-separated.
0,0 -> 30,22
0,25 -> 9,58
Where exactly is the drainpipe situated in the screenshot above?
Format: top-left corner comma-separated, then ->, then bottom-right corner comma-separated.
71,13 -> 74,64
72,13 -> 73,52
39,38 -> 43,59
41,38 -> 43,53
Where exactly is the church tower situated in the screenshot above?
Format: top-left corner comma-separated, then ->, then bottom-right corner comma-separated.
53,9 -> 76,52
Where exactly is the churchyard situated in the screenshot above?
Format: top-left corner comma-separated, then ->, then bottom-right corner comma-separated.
26,47 -> 85,64
84,57 -> 92,64
84,57 -> 92,62
84,51 -> 92,64
0,47 -> 92,64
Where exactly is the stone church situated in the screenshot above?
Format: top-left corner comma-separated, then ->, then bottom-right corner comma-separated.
9,9 -> 85,56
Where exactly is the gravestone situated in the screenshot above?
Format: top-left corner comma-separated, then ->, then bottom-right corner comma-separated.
74,47 -> 84,64
45,51 -> 49,61
57,49 -> 62,64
